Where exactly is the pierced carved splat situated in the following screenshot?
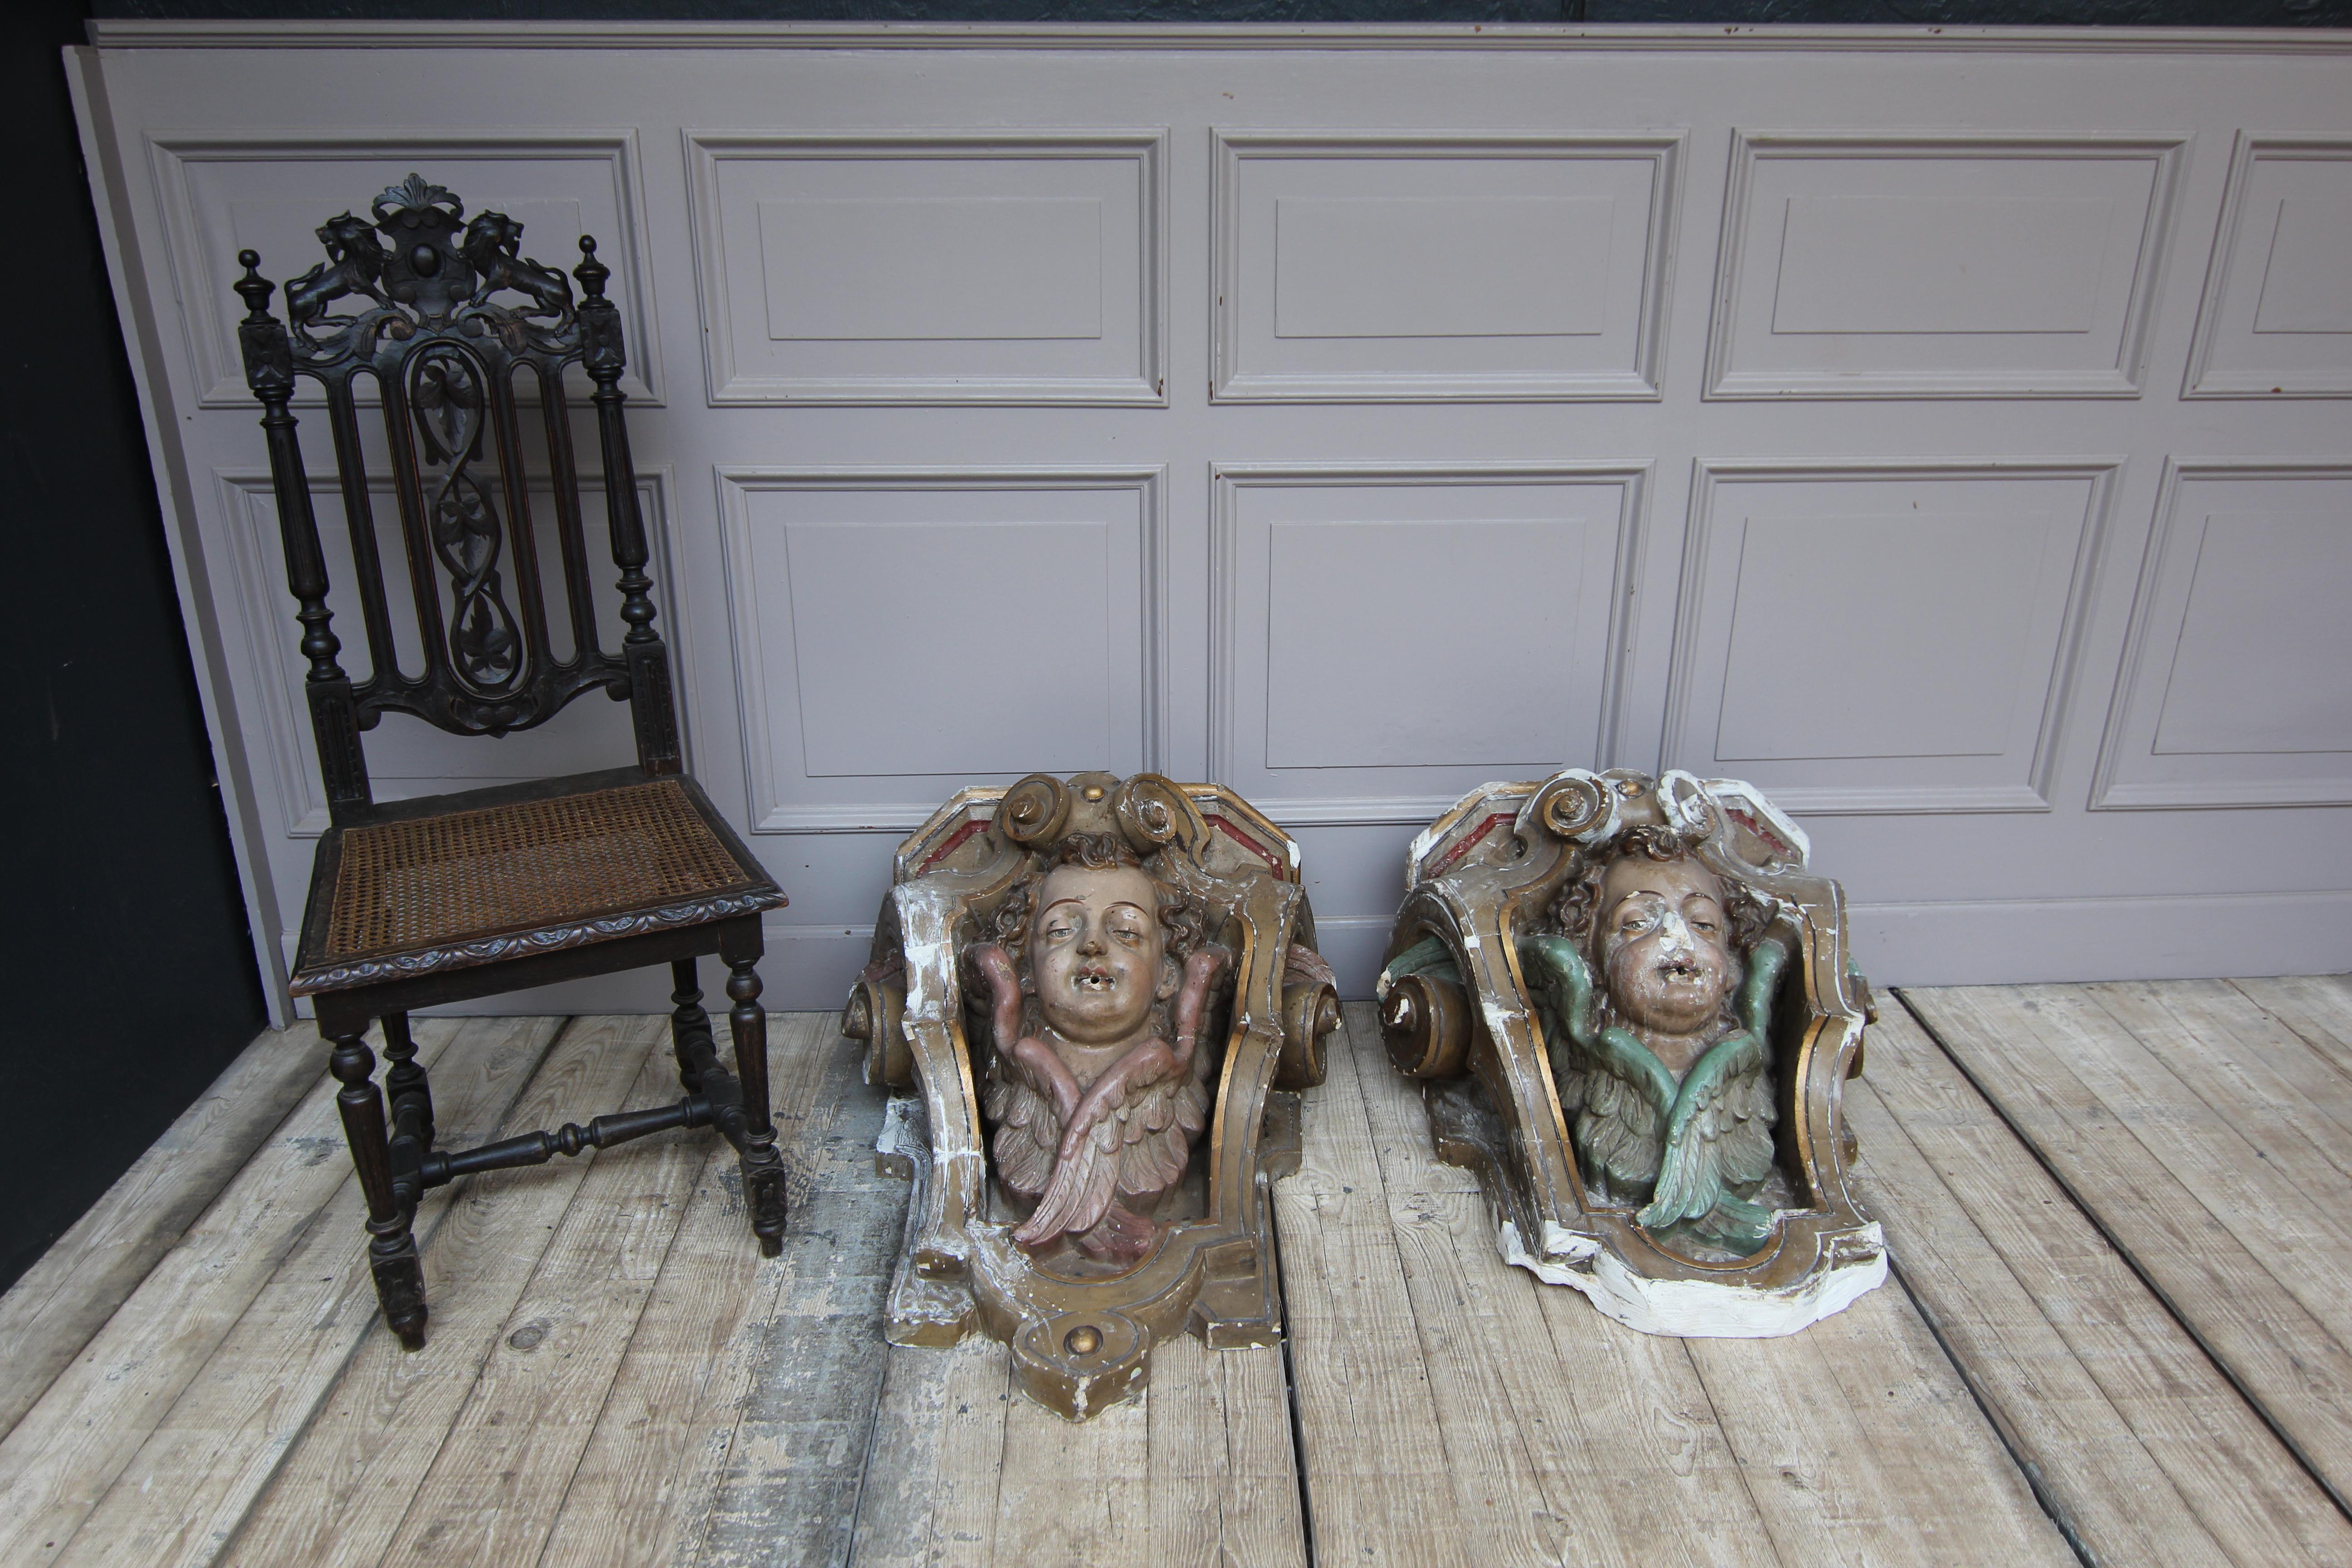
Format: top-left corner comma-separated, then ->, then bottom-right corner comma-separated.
408,345 -> 523,695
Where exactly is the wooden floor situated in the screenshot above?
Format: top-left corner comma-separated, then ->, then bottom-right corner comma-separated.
5,979 -> 2351,1568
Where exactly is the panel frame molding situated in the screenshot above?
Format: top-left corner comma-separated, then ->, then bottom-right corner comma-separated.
2181,132 -> 2352,400
1666,456 -> 2123,814
214,463 -> 686,840
1209,129 -> 1685,403
147,127 -> 662,410
2090,456 -> 2352,811
1702,129 -> 2188,401
714,464 -> 1169,833
684,128 -> 1170,407
1209,458 -> 1651,827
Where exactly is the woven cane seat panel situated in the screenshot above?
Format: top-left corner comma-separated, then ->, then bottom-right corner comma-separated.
323,780 -> 758,960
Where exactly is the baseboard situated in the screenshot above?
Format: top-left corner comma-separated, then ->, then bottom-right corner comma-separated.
1849,891 -> 2352,986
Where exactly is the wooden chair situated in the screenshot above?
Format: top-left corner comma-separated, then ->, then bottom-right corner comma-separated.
233,174 -> 787,1349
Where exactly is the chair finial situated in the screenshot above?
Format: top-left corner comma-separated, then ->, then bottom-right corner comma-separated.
234,250 -> 275,320
574,235 -> 609,301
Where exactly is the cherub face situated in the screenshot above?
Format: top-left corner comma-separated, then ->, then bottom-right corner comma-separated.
1597,855 -> 1737,1037
1028,864 -> 1176,1045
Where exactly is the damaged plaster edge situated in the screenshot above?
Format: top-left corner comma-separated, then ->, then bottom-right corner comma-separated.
1498,1219 -> 1888,1338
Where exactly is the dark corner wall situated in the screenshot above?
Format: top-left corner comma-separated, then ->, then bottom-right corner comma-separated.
88,0 -> 2352,31
0,0 -> 266,1295
10,0 -> 2344,1292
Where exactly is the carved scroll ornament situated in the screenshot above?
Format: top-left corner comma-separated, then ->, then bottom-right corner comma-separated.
844,773 -> 1338,1419
1381,769 -> 1886,1337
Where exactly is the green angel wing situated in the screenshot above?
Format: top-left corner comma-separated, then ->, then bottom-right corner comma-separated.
1521,936 -> 1677,1192
1638,935 -> 1793,1245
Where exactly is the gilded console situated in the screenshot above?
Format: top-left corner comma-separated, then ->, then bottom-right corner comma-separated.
1381,769 -> 1886,1336
844,772 -> 1338,1417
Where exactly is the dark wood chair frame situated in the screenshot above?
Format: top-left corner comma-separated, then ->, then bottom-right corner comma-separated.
235,175 -> 787,1349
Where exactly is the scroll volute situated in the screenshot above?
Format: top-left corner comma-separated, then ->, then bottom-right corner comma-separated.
1278,976 -> 1341,1089
841,975 -> 912,1089
1382,967 -> 1471,1079
995,772 -> 1073,848
1112,772 -> 1210,859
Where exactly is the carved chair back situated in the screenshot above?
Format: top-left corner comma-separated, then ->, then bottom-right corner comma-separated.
235,175 -> 677,824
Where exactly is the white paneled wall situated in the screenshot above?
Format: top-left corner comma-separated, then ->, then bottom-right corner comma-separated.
71,21 -> 2352,1016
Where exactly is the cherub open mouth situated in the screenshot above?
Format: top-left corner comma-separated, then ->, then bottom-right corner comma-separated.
1654,959 -> 1705,985
1071,965 -> 1119,993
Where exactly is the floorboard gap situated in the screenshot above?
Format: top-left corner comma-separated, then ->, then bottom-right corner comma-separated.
1267,1192 -> 1318,1568
1883,1252 -> 2096,1568
1891,987 -> 2352,1527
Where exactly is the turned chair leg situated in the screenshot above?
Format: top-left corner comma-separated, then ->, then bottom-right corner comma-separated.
381,1012 -> 433,1152
725,955 -> 789,1256
670,958 -> 717,1093
329,1027 -> 428,1348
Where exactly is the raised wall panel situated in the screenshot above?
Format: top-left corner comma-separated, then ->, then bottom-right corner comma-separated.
216,468 -> 681,837
1667,463 -> 2116,812
1706,134 -> 2183,399
1212,463 -> 1644,823
717,469 -> 1163,830
151,134 -> 660,408
688,132 -> 1166,406
2094,462 -> 2352,808
1211,133 -> 1681,402
2184,137 -> 2352,398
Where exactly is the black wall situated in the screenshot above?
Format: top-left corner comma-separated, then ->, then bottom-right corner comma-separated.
90,0 -> 2352,28
0,0 -> 268,1295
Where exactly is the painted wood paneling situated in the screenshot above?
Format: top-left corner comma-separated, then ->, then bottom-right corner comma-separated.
71,24 -> 2352,1010
1211,133 -> 1680,400
2184,135 -> 2352,397
688,132 -> 1166,405
715,467 -> 1163,830
2094,461 -> 2352,808
1706,134 -> 2183,398
1667,461 -> 2115,813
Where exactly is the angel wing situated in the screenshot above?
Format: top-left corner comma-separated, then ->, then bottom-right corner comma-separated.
1013,1038 -> 1191,1247
1520,936 -> 1677,1194
1636,933 -> 1792,1246
1638,1028 -> 1777,1243
985,1068 -> 1060,1200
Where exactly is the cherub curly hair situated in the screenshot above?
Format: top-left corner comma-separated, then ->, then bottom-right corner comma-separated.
1546,826 -> 1775,959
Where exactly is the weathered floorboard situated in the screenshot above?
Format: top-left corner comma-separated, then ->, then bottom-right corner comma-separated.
204,1018 -> 661,1568
58,1016 -> 597,1568
1906,983 -> 2352,1514
690,1018 -> 908,1568
539,1013 -> 843,1568
0,1016 -> 532,1568
7,990 -> 2351,1568
2231,974 -> 2352,1082
1349,1004 -> 1769,1568
366,1019 -> 700,1567
1853,996 -> 2352,1566
1275,1009 -> 1477,1568
0,1024 -> 326,1443
851,1337 -> 1017,1568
